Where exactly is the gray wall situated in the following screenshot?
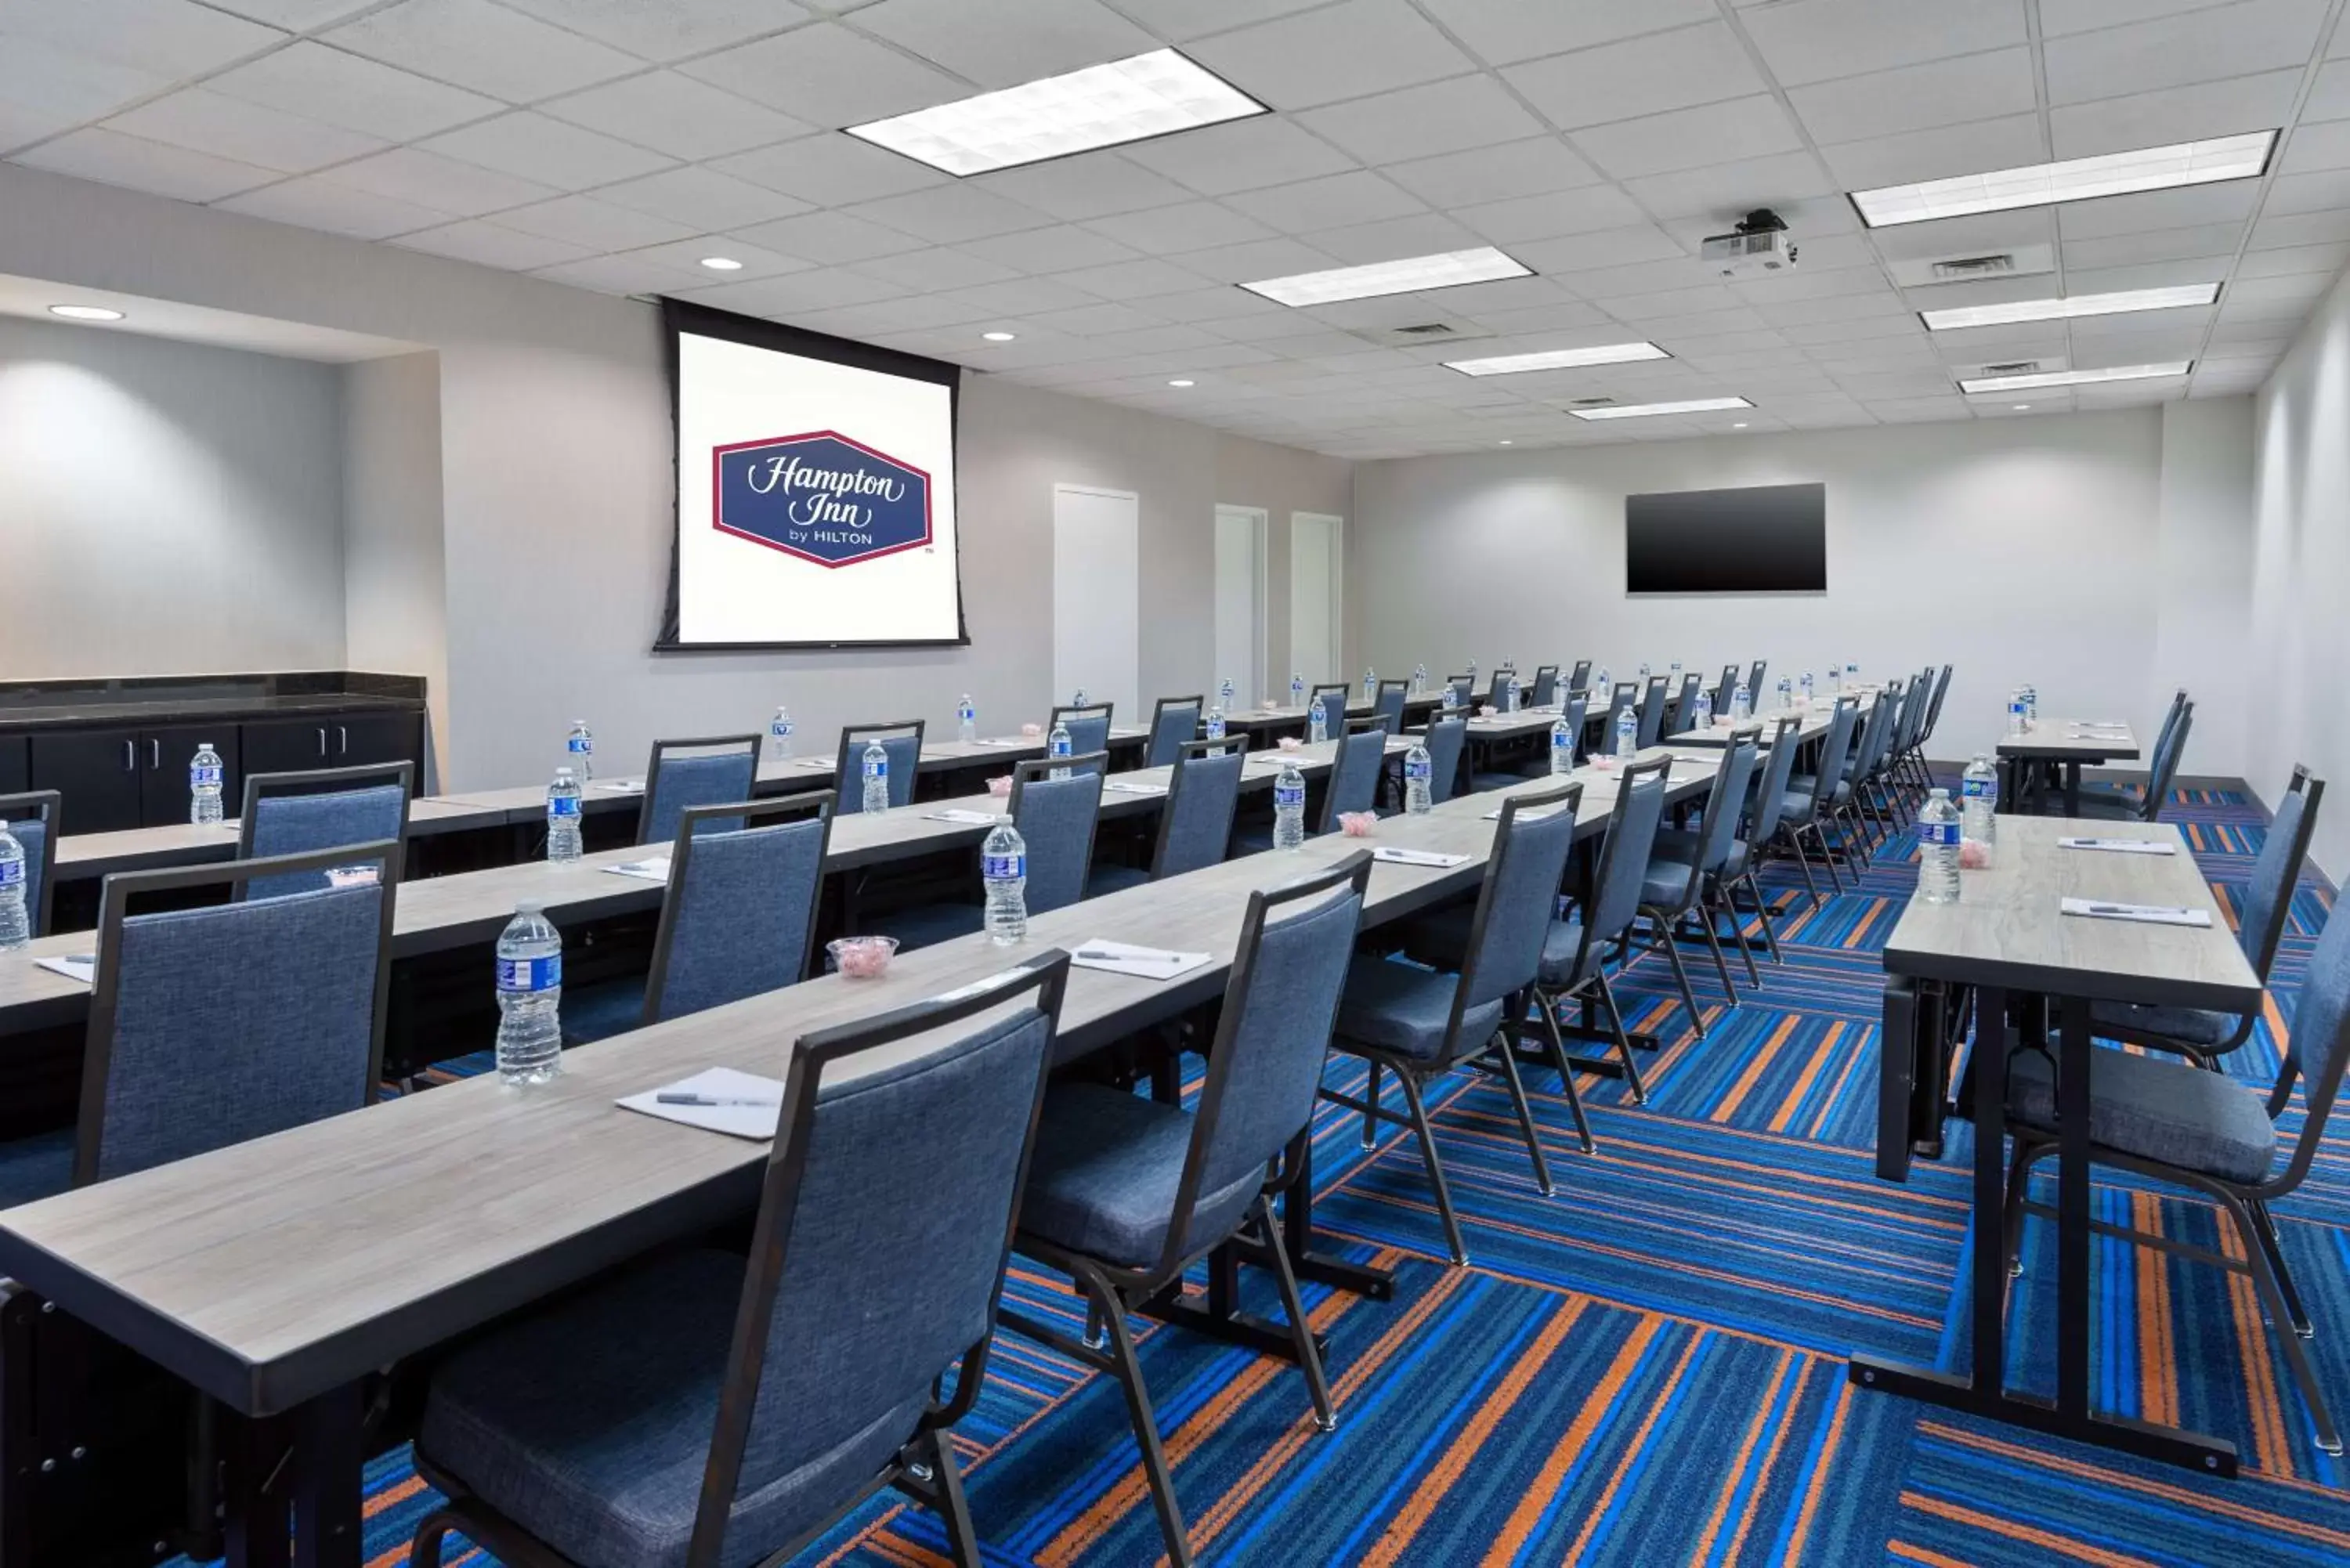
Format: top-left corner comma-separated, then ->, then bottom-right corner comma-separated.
0,311 -> 345,679
342,350 -> 447,784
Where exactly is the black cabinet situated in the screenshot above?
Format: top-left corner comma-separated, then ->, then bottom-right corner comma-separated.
138,725 -> 239,829
29,730 -> 143,835
242,717 -> 338,779
336,711 -> 421,771
0,738 -> 24,797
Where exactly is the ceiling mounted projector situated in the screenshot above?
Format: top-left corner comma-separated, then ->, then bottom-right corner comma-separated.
1702,208 -> 1798,280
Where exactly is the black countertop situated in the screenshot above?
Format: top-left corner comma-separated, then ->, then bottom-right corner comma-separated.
0,674 -> 427,735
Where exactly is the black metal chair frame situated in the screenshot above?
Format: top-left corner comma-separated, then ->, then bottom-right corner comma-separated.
636,735 -> 761,845
1530,663 -> 1560,708
1636,674 -> 1673,748
1567,659 -> 1592,698
234,761 -> 415,896
638,795 -> 834,1030
1007,750 -> 1110,909
1048,701 -> 1116,739
1722,714 -> 1802,968
0,789 -> 60,939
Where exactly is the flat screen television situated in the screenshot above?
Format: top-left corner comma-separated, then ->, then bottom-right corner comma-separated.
1625,482 -> 1826,594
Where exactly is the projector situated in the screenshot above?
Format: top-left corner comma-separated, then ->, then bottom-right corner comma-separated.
1702,209 -> 1798,280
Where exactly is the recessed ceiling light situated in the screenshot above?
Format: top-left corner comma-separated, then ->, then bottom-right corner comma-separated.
49,304 -> 125,321
1958,362 -> 2192,394
698,256 -> 744,271
982,331 -> 1017,341
1167,378 -> 1195,387
1733,421 -> 1749,428
846,48 -> 1264,177
2013,403 -> 2030,411
1851,132 -> 2275,227
1569,396 -> 1753,421
1444,341 -> 1670,376
1242,247 -> 1531,308
1920,283 -> 2219,331
1497,439 -> 1513,445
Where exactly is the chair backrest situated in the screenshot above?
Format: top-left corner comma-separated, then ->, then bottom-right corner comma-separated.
1484,667 -> 1516,708
686,957 -> 1068,1568
1307,684 -> 1350,729
77,840 -> 401,1187
1893,676 -> 1931,758
1048,703 -> 1114,760
645,797 -> 832,1028
2236,767 -> 2323,984
1374,679 -> 1409,734
1151,736 -> 1248,879
1009,752 -> 1108,913
2147,689 -> 2188,770
1567,659 -> 1591,696
1455,782 -> 1584,1017
1791,698 -> 1862,820
238,761 -> 412,901
1688,727 -> 1763,876
1320,722 -> 1389,829
1572,756 -> 1672,977
641,735 -> 760,846
1712,663 -> 1741,713
833,721 -> 924,815
2264,892 -> 2350,1198
1553,692 -> 1589,768
1860,685 -> 1904,779
1446,674 -> 1473,709
0,789 -> 61,940
1921,663 -> 1954,741
1636,675 -> 1672,746
1531,664 -> 1560,707
2138,703 -> 2193,821
1747,659 -> 1767,699
1164,855 -> 1369,1270
1145,695 -> 1202,768
1744,715 -> 1804,846
1421,715 -> 1467,804
1666,674 -> 1703,736
1606,681 -> 1640,737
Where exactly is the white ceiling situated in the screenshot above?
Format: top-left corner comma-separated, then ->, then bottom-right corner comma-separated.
0,271 -> 425,359
5,0 -> 2348,457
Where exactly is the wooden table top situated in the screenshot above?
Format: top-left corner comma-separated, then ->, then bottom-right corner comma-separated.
1994,720 -> 2142,761
1882,816 -> 2255,1010
52,797 -> 519,882
1665,705 -> 1835,748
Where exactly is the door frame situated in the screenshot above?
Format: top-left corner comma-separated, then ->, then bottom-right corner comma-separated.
1213,504 -> 1269,706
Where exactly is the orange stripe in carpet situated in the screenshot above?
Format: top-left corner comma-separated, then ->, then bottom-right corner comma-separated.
1558,1328 -> 1706,1565
2132,1194 -> 2176,1429
2218,1220 -> 2292,1472
1901,1490 -> 2162,1567
1886,1541 -> 1979,1568
1716,1015 -> 1799,1124
1806,1034 -> 1871,1142
363,1473 -> 425,1519
1766,1021 -> 1843,1134
1359,1297 -> 1591,1567
1690,1347 -> 1794,1561
1778,1376 -> 1853,1565
1719,1353 -> 1814,1566
1480,1316 -> 1666,1568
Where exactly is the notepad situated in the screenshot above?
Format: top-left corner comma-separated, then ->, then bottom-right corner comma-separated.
1103,780 -> 1168,795
2058,837 -> 2176,855
794,757 -> 835,768
594,778 -> 646,792
605,856 -> 671,882
2060,897 -> 2211,927
925,808 -> 1003,825
1371,847 -> 1470,868
616,1067 -> 785,1140
1482,806 -> 1565,822
1071,940 -> 1213,981
974,738 -> 1029,748
35,953 -> 95,985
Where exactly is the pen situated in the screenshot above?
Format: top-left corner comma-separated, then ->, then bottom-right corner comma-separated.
656,1093 -> 780,1107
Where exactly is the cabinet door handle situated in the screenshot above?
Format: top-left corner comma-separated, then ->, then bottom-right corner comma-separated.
338,725 -> 349,756
149,739 -> 159,769
122,740 -> 135,772
317,727 -> 329,757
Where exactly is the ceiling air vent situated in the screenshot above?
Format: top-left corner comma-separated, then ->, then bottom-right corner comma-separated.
1930,253 -> 2017,280
1348,316 -> 1494,349
1979,361 -> 2041,377
1567,396 -> 1617,407
1393,322 -> 1454,337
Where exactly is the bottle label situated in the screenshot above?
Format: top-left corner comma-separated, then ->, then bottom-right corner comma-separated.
1406,758 -> 1430,782
0,859 -> 20,889
772,719 -> 791,737
497,955 -> 562,992
567,735 -> 591,754
1920,822 -> 1960,847
1051,739 -> 1070,757
1275,782 -> 1304,810
959,705 -> 974,721
982,853 -> 1025,880
191,764 -> 222,787
548,795 -> 580,818
1206,718 -> 1225,739
1962,779 -> 1994,800
865,759 -> 887,779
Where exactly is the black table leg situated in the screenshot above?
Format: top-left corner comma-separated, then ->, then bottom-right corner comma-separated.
291,1384 -> 363,1568
2063,763 -> 2082,818
222,1410 -> 291,1568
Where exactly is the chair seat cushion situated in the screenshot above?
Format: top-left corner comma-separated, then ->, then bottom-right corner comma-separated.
1334,956 -> 1503,1062
420,1248 -> 924,1568
0,1129 -> 74,1210
560,977 -> 648,1046
880,902 -> 983,952
2069,793 -> 2146,821
1788,775 -> 1851,808
1653,828 -> 1750,883
2008,1046 -> 2276,1184
1639,857 -> 1696,909
1086,865 -> 1151,899
1397,905 -> 1591,990
2091,999 -> 2241,1051
1017,1084 -> 1260,1270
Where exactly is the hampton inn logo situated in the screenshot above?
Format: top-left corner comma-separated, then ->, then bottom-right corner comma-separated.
713,432 -> 933,568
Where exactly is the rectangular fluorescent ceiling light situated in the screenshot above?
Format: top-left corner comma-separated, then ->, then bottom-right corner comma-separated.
1852,132 -> 2276,227
1445,342 -> 1669,376
1242,247 -> 1531,307
1958,362 -> 2193,394
1569,396 -> 1752,421
845,49 -> 1264,176
1921,283 -> 2220,331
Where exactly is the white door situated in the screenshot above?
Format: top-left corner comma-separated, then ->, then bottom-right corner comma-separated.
1052,484 -> 1140,719
1213,505 -> 1267,706
1290,511 -> 1343,687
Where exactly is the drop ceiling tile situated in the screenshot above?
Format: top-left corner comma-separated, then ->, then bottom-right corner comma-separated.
933,276 -> 1109,316
1591,283 -> 1743,320
1503,23 -> 1768,131
1300,212 -> 1484,264
205,1 -> 378,24
2304,60 -> 2350,121
1828,369 -> 1958,399
2056,182 -> 2261,239
1788,49 -> 2038,145
324,0 -> 640,102
850,0 -> 1154,87
13,126 -> 277,201
319,146 -> 561,216
687,267 -> 913,313
976,153 -> 1197,220
1101,0 -> 1331,42
732,209 -> 930,263
1186,1 -> 1479,111
848,182 -> 1057,243
709,133 -> 944,205
2041,0 -> 2329,104
494,1 -> 811,62
1598,304 -> 1769,338
1452,183 -> 1650,244
677,22 -> 967,128
1296,74 -> 1545,166
1555,256 -> 1726,298
1082,200 -> 1278,254
1042,322 -> 1220,355
1379,136 -> 1602,209
394,218 -> 593,269
1738,0 -> 2027,86
491,193 -> 698,249
1053,257 -> 1215,300
2227,269 -> 2338,305
2236,240 -> 2350,275
2248,208 -> 2350,247
1817,114 -> 2047,190
1206,312 -> 1364,345
421,111 -> 674,190
0,41 -> 161,153
2051,70 -> 2304,161
215,173 -> 450,236
2283,116 -> 2350,173
1177,236 -> 1346,284
1224,170 -> 1425,233
1868,396 -> 1974,421
1731,263 -> 1904,305
1412,0 -> 1719,66
1120,115 -> 1357,195
540,73 -> 812,161
1620,150 -> 1835,220
592,165 -> 808,230
2,0 -> 287,77
786,292 -> 992,337
2259,169 -> 2350,216
1752,289 -> 1912,327
620,235 -> 807,280
1570,96 -> 1803,181
529,251 -> 711,295
957,223 -> 1143,273
1509,224 -> 1689,273
1866,208 -> 2052,263
1141,286 -> 1291,323
1778,313 -> 1928,345
206,40 -> 503,139
102,87 -> 388,174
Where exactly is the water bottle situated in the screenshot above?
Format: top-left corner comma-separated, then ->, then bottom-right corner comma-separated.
1466,659 -> 1478,693
1363,667 -> 1377,703
862,739 -> 890,814
957,693 -> 977,744
1800,671 -> 1815,708
190,742 -> 225,826
1917,788 -> 1961,904
1205,702 -> 1227,740
1290,672 -> 1305,710
1220,676 -> 1235,710
768,705 -> 793,762
494,901 -> 563,1084
1638,661 -> 1650,681
1776,676 -> 1792,711
2008,690 -> 2030,736
0,827 -> 27,951
1592,665 -> 1610,699
1847,662 -> 1860,690
566,719 -> 594,782
547,767 -> 584,862
1308,696 -> 1328,744
1272,761 -> 1307,850
1692,688 -> 1713,732
1614,704 -> 1637,761
1072,687 -> 1088,708
1405,737 -> 1433,813
982,816 -> 1027,944
1441,680 -> 1460,714
1670,660 -> 1683,686
1731,681 -> 1752,724
1047,718 -> 1073,779
1506,672 -> 1521,712
1549,713 -> 1575,775
1961,753 -> 1998,865
2023,685 -> 2037,723
1412,663 -> 1426,695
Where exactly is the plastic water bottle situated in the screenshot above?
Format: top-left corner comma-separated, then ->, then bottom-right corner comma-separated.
1441,680 -> 1460,714
566,720 -> 594,782
2023,685 -> 2038,723
1638,661 -> 1650,682
1847,662 -> 1861,690
1288,673 -> 1304,710
1363,667 -> 1377,703
768,705 -> 794,762
0,827 -> 27,951
1272,761 -> 1307,850
1466,659 -> 1479,693
1305,697 -> 1326,744
1412,663 -> 1426,695
1072,687 -> 1088,708
957,693 -> 977,744
494,901 -> 563,1084
1592,665 -> 1610,699
1917,789 -> 1961,904
1961,753 -> 1998,865
1776,676 -> 1792,711
1800,671 -> 1815,708
1405,737 -> 1434,813
1047,719 -> 1074,779
1731,681 -> 1752,724
190,742 -> 225,826
547,767 -> 583,862
1506,672 -> 1522,713
982,816 -> 1027,944
1670,659 -> 1683,686
2008,690 -> 2030,736
1549,712 -> 1576,775
1206,703 -> 1227,740
862,739 -> 890,814
1692,688 -> 1714,732
1220,677 -> 1235,710
1614,704 -> 1638,761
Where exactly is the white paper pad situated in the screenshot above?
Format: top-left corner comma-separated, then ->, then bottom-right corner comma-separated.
1071,939 -> 1213,981
1372,847 -> 1471,868
2059,897 -> 2211,927
2058,837 -> 2177,855
974,738 -> 1030,748
616,1066 -> 785,1141
1482,807 -> 1565,822
1103,780 -> 1168,795
794,757 -> 834,768
604,856 -> 671,882
594,778 -> 646,792
34,953 -> 95,985
925,808 -> 1003,825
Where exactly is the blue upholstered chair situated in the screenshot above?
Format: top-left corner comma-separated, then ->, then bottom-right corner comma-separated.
409,956 -> 1072,1568
237,761 -> 412,901
1307,682 -> 1351,733
1637,726 -> 1763,1024
886,752 -> 1107,949
1567,659 -> 1592,698
1322,784 -> 1582,1265
1722,714 -> 1803,960
1604,681 -> 1640,741
1530,663 -> 1560,708
1833,684 -> 1902,854
1483,667 -> 1517,710
1421,714 -> 1468,804
2078,699 -> 2195,822
1999,890 -> 2350,1458
638,735 -> 759,846
1445,674 -> 1473,710
1636,674 -> 1672,747
1711,663 -> 1741,714
1776,695 -> 1862,894
1000,857 -> 1368,1567
1145,695 -> 1202,768
833,720 -> 924,815
1321,720 -> 1389,829
1374,678 -> 1409,734
0,789 -> 60,940
1665,673 -> 1702,739
1090,736 -> 1247,897
1050,702 -> 1114,759
1904,663 -> 1953,792
1747,659 -> 1769,702
563,797 -> 833,1045
1470,692 -> 1583,793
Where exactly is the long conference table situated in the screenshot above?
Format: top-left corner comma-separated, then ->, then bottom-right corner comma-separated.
0,746 -> 1721,1567
1996,717 -> 2142,817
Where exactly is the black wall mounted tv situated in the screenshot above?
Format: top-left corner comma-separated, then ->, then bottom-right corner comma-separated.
1625,482 -> 1826,594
